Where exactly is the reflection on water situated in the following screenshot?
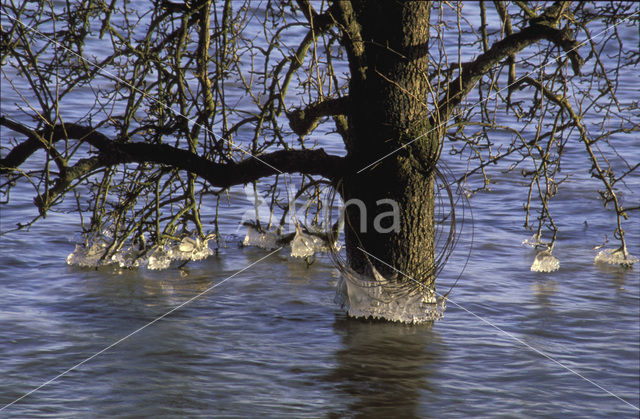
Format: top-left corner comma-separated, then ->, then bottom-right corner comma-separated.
595,261 -> 634,294
531,279 -> 558,308
327,318 -> 443,418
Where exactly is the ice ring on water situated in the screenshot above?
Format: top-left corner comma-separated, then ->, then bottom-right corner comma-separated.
334,264 -> 446,324
66,237 -> 111,268
323,164 -> 466,324
290,226 -> 336,258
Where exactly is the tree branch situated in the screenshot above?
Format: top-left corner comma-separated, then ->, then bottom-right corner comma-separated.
33,156 -> 105,216
493,0 -> 517,108
0,118 -> 346,187
436,22 -> 583,123
330,0 -> 366,81
295,0 -> 336,33
513,1 -> 537,19
513,75 -> 633,258
286,96 -> 349,136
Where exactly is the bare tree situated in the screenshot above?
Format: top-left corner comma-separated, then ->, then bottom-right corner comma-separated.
1,1 -> 638,298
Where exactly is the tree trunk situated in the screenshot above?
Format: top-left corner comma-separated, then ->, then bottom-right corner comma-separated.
342,1 -> 439,287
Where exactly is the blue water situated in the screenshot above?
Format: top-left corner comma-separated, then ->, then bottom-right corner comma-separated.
1,2 -> 639,418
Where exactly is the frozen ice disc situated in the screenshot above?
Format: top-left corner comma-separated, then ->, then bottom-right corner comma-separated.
290,230 -> 330,258
530,249 -> 560,272
594,248 -> 638,267
243,225 -> 279,250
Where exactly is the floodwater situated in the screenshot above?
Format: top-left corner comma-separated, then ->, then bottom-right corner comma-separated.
1,3 -> 639,418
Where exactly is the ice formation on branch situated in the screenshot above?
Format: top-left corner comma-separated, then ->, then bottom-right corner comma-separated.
242,224 -> 279,250
290,228 -> 334,258
522,235 -> 546,248
242,222 -> 338,258
67,233 -> 214,270
594,247 -> 638,268
530,248 -> 560,272
522,235 -> 560,272
66,237 -> 112,268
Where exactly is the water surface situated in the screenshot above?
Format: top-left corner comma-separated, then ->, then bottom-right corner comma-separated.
1,3 -> 639,417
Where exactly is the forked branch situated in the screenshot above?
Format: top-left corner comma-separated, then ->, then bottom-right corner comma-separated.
436,6 -> 583,122
0,118 -> 346,188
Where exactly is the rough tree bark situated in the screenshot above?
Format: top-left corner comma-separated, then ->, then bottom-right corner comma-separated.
337,1 -> 439,285
332,0 -> 585,285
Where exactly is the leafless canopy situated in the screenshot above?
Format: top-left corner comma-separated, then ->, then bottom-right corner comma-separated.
1,1 -> 638,263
